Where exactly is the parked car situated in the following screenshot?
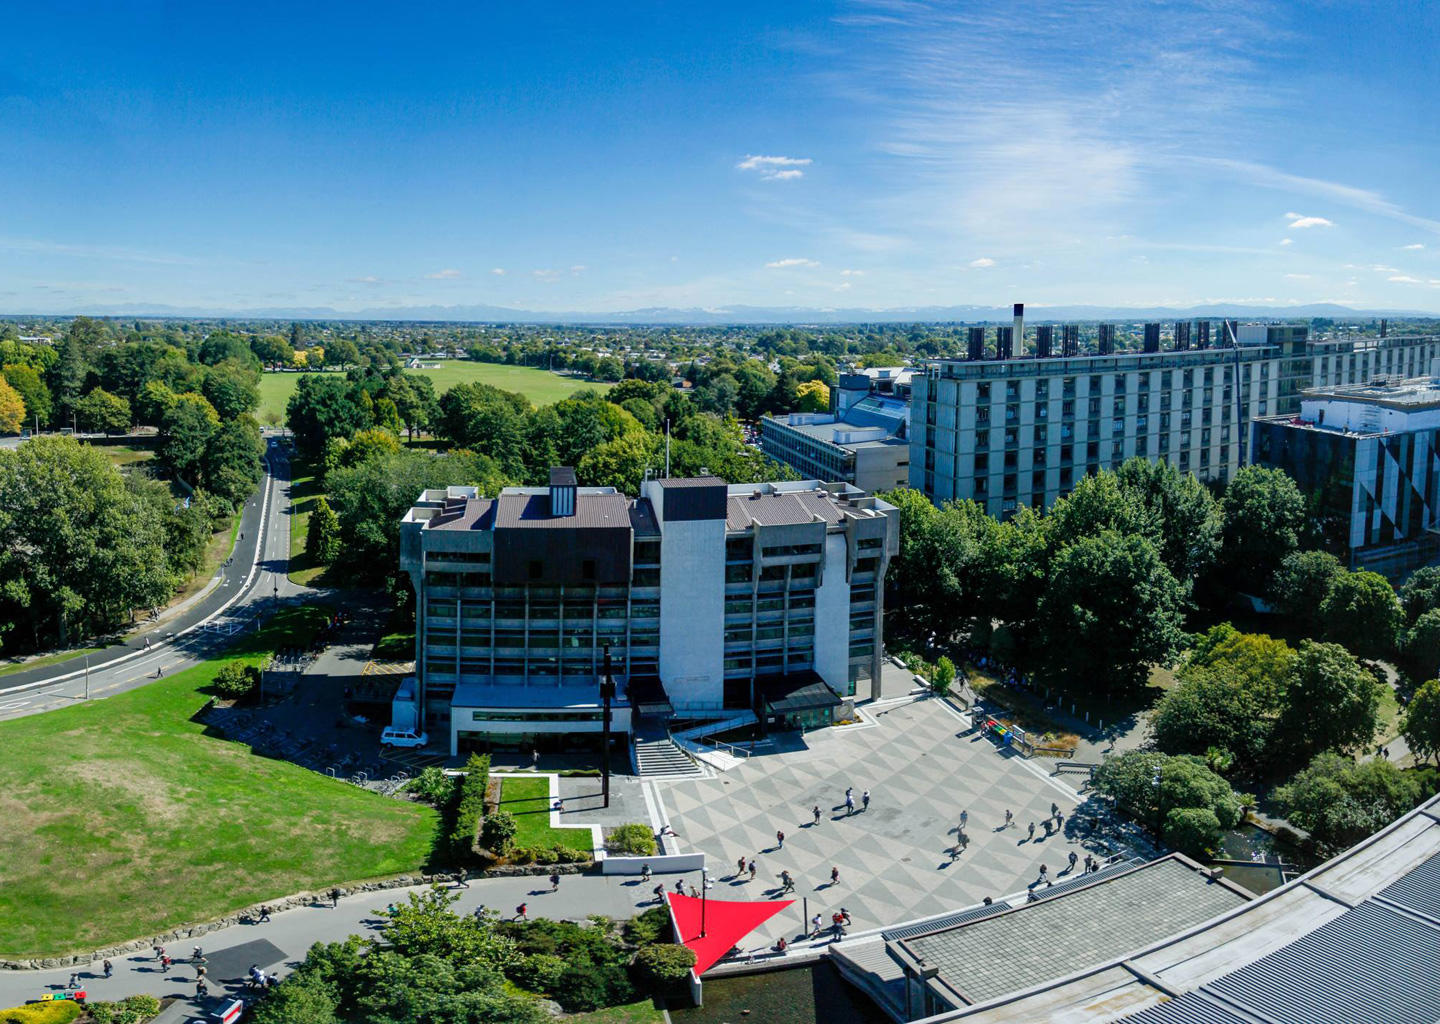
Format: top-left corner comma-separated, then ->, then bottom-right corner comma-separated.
380,727 -> 428,749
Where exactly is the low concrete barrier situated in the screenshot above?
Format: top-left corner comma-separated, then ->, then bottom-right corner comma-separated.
601,853 -> 706,875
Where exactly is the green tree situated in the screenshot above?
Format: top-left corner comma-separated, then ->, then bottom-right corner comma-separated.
307,496 -> 342,563
384,374 -> 440,441
734,362 -> 777,419
135,380 -> 179,426
1163,806 -> 1224,860
1401,678 -> 1440,765
1319,570 -> 1402,660
343,427 -> 403,468
795,379 -> 830,412
50,330 -> 92,427
1093,750 -> 1242,838
287,374 -> 371,457
1275,752 -> 1428,855
251,334 -> 295,368
1272,640 -> 1384,760
1403,610 -> 1440,686
631,944 -> 697,989
159,392 -> 220,482
198,331 -> 261,369
75,387 -> 132,435
576,433 -> 659,493
0,374 -> 24,434
1219,465 -> 1306,594
1400,566 -> 1440,624
479,810 -> 518,854
1,363 -> 51,426
1047,471 -> 1157,551
1113,457 -> 1222,583
932,655 -> 956,697
438,383 -> 532,475
1271,549 -> 1344,633
202,362 -> 261,419
1037,531 -> 1186,694
202,417 -> 265,503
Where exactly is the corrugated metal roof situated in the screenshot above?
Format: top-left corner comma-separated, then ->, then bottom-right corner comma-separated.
883,901 -> 1011,942
1375,850 -> 1440,924
1122,993 -> 1256,1024
495,491 -> 632,529
1206,900 -> 1440,1024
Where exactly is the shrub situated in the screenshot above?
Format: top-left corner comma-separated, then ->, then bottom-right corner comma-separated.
448,753 -> 490,859
406,765 -> 455,805
211,662 -> 259,699
622,906 -> 672,947
0,1002 -> 83,1024
607,823 -> 657,857
631,943 -> 697,988
509,952 -> 568,992
480,809 -> 518,855
86,995 -> 161,1024
551,961 -> 636,1013
1163,806 -> 1223,859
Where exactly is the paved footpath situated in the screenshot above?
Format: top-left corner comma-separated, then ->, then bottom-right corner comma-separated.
0,872 -> 680,1017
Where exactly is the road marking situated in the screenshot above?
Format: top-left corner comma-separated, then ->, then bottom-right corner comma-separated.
0,700 -> 31,710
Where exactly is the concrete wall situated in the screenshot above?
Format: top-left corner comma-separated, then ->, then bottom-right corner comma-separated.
658,516 -> 726,707
814,532 -> 851,691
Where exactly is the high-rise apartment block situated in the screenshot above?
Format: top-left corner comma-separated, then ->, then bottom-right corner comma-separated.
911,321 -> 1440,517
399,470 -> 897,754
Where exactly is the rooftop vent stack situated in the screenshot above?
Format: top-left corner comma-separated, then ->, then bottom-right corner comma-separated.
1097,323 -> 1116,356
1143,322 -> 1161,354
1013,303 -> 1025,357
967,326 -> 986,361
1035,324 -> 1054,358
1173,321 -> 1191,351
1196,320 -> 1212,349
1062,324 -> 1079,357
995,326 -> 1014,360
548,466 -> 577,517
1381,319 -> 1389,338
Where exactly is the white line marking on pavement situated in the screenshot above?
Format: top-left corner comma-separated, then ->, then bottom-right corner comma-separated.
0,700 -> 31,710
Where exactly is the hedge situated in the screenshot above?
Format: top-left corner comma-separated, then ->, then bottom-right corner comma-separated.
511,844 -> 592,865
85,995 -> 162,1024
448,752 -> 490,859
606,823 -> 657,856
631,943 -> 697,987
0,1002 -> 83,1024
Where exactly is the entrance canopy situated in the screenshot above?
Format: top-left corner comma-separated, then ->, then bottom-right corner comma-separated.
627,675 -> 674,717
757,671 -> 842,715
666,892 -> 794,975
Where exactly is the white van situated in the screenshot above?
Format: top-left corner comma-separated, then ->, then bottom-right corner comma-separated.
380,727 -> 428,749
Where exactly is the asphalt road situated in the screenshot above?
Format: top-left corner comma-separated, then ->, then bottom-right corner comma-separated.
0,437 -> 301,720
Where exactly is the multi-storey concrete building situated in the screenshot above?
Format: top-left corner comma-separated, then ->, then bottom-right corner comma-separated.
760,372 -> 911,492
1254,376 -> 1440,573
911,321 -> 1440,517
398,469 -> 897,754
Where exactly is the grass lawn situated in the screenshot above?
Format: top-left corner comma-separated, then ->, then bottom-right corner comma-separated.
286,456 -> 331,586
497,776 -> 595,853
0,607 -> 438,958
563,1000 -> 665,1024
258,364 -> 608,422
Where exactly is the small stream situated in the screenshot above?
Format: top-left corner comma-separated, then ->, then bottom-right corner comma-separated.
1210,823 -> 1305,894
669,961 -> 888,1024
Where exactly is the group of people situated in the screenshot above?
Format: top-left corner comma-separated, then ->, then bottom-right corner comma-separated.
248,963 -> 280,990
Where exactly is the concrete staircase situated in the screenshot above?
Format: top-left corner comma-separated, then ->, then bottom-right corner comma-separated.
633,732 -> 707,779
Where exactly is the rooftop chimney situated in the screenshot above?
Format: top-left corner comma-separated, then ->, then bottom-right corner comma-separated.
548,466 -> 577,517
1013,303 -> 1025,357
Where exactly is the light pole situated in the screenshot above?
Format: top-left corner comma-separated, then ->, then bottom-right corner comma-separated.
84,655 -> 89,700
700,867 -> 709,938
600,643 -> 616,808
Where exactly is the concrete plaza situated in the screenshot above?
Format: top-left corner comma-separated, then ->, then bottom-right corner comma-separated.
656,698 -> 1107,949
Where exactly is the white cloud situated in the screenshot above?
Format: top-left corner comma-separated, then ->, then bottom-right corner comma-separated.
347,275 -> 382,284
426,268 -> 461,279
1198,158 -> 1440,235
840,269 -> 865,276
765,257 -> 820,268
532,268 -> 561,280
1389,275 -> 1423,284
737,154 -> 813,181
569,265 -> 587,274
968,257 -> 996,268
1279,238 -> 1293,246
1371,264 -> 1401,273
1283,273 -> 1311,280
1403,243 -> 1426,250
490,268 -> 506,276
1285,212 -> 1333,229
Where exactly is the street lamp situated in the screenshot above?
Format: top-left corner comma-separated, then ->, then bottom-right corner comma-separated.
700,867 -> 709,938
600,643 -> 616,808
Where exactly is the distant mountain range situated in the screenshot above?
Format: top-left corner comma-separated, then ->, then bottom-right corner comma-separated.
10,301 -> 1439,325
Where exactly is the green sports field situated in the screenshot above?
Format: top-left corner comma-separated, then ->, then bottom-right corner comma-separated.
257,363 -> 609,423
0,607 -> 438,958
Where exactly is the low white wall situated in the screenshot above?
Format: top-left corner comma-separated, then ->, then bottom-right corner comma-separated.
600,853 -> 706,875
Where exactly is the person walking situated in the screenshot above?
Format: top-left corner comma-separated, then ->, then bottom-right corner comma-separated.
103,959 -> 113,979
675,878 -> 687,894
811,913 -> 822,938
330,888 -> 341,908
454,870 -> 471,889
195,964 -> 207,981
845,788 -> 855,815
258,905 -> 271,923
515,903 -> 528,920
160,954 -> 172,973
1037,863 -> 1049,884
653,884 -> 666,903
1027,821 -> 1036,841
531,749 -> 540,769
737,855 -> 747,876
776,829 -> 785,849
641,863 -> 651,882
248,965 -> 261,989
813,805 -> 822,825
830,865 -> 840,885
1004,809 -> 1014,829
831,912 -> 846,938
67,973 -> 79,989
840,907 -> 852,926
1068,851 -> 1079,873
549,872 -> 561,892
1051,801 -> 1059,818
780,870 -> 795,893
958,829 -> 969,851
862,789 -> 870,812
960,809 -> 968,830
749,860 -> 758,881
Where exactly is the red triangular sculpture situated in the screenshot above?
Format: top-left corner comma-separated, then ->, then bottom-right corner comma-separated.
666,891 -> 795,975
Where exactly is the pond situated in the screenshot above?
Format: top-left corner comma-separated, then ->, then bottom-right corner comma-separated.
1210,822 -> 1307,894
669,960 -> 888,1024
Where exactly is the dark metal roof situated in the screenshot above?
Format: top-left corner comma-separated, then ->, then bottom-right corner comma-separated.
495,491 -> 632,530
883,901 -> 1011,942
628,497 -> 661,538
549,466 -> 577,487
757,672 -> 841,713
428,498 -> 496,530
1375,847 -> 1440,924
656,475 -> 726,488
1123,993 -> 1255,1024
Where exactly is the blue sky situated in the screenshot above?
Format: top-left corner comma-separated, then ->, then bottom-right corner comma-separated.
2,0 -> 1437,314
